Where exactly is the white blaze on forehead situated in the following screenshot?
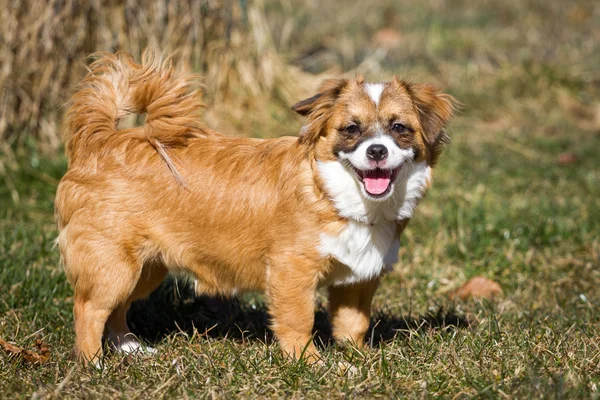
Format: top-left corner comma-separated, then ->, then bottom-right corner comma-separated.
364,83 -> 385,107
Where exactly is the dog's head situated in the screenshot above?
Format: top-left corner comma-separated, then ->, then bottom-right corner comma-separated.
293,77 -> 457,202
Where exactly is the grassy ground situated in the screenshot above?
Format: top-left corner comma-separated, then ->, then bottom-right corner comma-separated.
1,0 -> 599,398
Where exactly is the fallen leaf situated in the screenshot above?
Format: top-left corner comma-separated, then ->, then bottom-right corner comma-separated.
453,276 -> 503,300
568,5 -> 592,24
0,338 -> 50,365
0,338 -> 23,354
557,153 -> 578,165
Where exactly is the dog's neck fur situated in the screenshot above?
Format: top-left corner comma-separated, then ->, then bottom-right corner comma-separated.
316,160 -> 431,286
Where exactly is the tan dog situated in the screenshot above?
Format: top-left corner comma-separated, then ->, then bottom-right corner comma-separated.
55,50 -> 456,364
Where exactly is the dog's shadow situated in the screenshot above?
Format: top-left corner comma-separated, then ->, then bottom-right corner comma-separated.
128,278 -> 468,348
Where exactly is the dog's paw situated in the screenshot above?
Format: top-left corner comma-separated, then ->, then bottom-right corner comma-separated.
336,360 -> 358,376
116,340 -> 157,355
91,358 -> 103,370
313,359 -> 358,376
108,333 -> 157,356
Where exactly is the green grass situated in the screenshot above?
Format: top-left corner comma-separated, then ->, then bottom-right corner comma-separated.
1,0 -> 600,398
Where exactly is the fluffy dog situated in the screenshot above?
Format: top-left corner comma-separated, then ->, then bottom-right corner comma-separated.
55,50 -> 456,364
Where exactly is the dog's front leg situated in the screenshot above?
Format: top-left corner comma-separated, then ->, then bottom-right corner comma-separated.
328,278 -> 380,349
267,255 -> 320,363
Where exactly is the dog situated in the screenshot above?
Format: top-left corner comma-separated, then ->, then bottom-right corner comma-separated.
55,50 -> 457,364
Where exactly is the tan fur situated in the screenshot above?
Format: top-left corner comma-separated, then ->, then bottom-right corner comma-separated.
328,279 -> 380,347
56,50 -> 455,364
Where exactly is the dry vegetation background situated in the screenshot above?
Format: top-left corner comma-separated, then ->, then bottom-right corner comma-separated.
1,0 -> 599,398
1,0 -> 599,151
0,0 -> 315,152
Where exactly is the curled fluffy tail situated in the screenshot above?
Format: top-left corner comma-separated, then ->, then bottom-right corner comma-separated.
63,49 -> 204,183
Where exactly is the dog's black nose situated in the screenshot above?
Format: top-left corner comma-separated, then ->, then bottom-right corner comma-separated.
366,144 -> 388,161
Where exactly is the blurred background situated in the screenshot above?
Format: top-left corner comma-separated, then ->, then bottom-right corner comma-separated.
0,0 -> 599,396
2,0 -> 598,150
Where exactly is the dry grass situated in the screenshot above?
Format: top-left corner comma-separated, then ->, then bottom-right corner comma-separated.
0,0 -> 313,152
1,0 -> 600,397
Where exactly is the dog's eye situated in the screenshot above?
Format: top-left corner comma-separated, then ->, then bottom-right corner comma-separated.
345,125 -> 360,135
392,123 -> 407,133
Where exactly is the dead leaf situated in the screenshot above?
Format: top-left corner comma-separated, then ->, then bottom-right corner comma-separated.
557,152 -> 578,165
568,5 -> 592,24
0,338 -> 23,354
0,338 -> 50,365
453,276 -> 503,300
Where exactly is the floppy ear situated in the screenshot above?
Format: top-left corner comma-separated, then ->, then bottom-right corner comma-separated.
292,78 -> 348,144
403,79 -> 459,165
291,92 -> 325,116
291,78 -> 348,116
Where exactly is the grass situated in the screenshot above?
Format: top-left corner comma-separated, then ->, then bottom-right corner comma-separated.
1,0 -> 599,398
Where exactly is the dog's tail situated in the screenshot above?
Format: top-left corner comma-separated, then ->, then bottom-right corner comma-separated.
63,49 -> 204,184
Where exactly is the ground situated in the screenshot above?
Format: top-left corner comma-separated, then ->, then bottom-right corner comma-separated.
1,0 -> 599,398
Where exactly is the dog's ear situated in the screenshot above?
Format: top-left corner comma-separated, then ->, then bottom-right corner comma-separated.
292,78 -> 348,144
291,78 -> 348,116
291,92 -> 325,117
400,78 -> 459,165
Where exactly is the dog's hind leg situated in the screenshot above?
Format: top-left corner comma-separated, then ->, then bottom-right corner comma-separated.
67,243 -> 145,365
105,260 -> 168,354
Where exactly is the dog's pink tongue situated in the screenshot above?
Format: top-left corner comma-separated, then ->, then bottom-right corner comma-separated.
363,169 -> 392,195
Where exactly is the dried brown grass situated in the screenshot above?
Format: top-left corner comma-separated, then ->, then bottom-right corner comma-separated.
0,0 -> 314,153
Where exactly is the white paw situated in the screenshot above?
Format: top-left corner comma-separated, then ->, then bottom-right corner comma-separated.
117,340 -> 157,355
336,361 -> 358,376
92,359 -> 103,370
109,333 -> 157,355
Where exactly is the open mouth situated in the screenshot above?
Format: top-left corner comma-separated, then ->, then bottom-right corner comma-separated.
352,166 -> 402,198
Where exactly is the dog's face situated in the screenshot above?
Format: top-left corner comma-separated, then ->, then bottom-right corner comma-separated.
293,77 -> 456,202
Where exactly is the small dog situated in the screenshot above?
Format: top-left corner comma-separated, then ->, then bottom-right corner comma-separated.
56,50 -> 456,364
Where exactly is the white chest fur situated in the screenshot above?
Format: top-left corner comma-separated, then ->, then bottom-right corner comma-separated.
319,220 -> 399,286
317,160 -> 431,286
